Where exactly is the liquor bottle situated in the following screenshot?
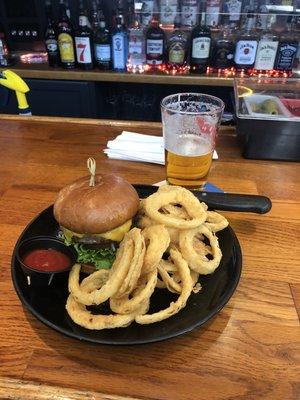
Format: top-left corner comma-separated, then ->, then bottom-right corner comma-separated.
65,0 -> 71,20
45,3 -> 59,67
181,0 -> 198,28
190,12 -> 211,74
256,4 -> 269,33
75,3 -> 94,70
275,16 -> 298,72
167,14 -> 188,70
145,12 -> 165,68
206,0 -> 221,28
128,12 -> 146,70
159,0 -> 178,28
112,11 -> 128,72
234,8 -> 258,71
93,10 -> 111,70
57,0 -> 75,69
0,23 -> 9,67
141,0 -> 155,27
225,0 -> 242,28
211,26 -> 235,70
254,27 -> 279,72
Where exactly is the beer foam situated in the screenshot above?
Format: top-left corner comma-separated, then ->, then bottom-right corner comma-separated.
166,134 -> 212,157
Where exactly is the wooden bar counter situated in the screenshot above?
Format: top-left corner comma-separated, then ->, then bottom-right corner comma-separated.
0,115 -> 299,400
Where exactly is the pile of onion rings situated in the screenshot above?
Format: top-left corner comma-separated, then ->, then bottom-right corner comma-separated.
66,185 -> 228,330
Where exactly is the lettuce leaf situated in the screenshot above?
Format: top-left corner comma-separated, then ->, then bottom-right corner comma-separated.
59,232 -> 116,270
73,244 -> 116,270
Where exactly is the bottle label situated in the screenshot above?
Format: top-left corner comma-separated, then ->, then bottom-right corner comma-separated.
254,40 -> 278,70
227,0 -> 242,22
75,36 -> 92,63
147,39 -> 163,55
46,39 -> 58,54
214,45 -> 234,67
58,33 -> 75,63
169,42 -> 185,64
95,44 -> 111,61
192,37 -> 211,59
276,43 -> 298,70
129,39 -> 142,55
112,33 -> 126,69
160,1 -> 178,25
79,16 -> 88,26
141,0 -> 154,26
181,1 -> 198,26
234,40 -> 258,65
206,6 -> 220,27
0,39 -> 5,57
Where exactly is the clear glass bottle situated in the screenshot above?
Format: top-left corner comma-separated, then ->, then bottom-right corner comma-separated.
128,13 -> 146,70
167,14 -> 188,70
93,10 -> 111,70
206,0 -> 221,28
159,0 -> 178,29
141,0 -> 155,27
190,12 -> 211,74
112,12 -> 128,72
181,0 -> 199,28
225,0 -> 242,28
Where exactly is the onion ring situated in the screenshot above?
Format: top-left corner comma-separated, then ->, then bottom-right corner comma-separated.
68,229 -> 135,305
115,228 -> 145,297
66,295 -> 149,330
205,211 -> 229,232
80,269 -> 110,292
110,268 -> 157,314
144,186 -> 207,229
179,225 -> 222,275
142,225 -> 170,274
135,249 -> 193,324
161,204 -> 190,220
157,259 -> 182,294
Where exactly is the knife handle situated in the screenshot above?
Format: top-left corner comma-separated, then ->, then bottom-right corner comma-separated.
197,192 -> 272,214
133,185 -> 272,214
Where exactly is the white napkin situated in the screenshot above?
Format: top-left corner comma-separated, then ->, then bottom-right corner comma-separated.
104,131 -> 218,165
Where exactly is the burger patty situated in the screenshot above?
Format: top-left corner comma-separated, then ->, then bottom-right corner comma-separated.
72,235 -> 118,250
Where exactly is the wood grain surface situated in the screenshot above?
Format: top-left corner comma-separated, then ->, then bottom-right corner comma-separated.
0,117 -> 299,400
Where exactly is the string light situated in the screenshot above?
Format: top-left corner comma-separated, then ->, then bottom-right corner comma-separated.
126,61 -> 292,78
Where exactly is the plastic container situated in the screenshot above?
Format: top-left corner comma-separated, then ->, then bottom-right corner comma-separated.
234,78 -> 300,161
280,98 -> 300,117
16,236 -> 77,286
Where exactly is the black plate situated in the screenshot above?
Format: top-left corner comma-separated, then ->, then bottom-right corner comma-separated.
11,186 -> 242,345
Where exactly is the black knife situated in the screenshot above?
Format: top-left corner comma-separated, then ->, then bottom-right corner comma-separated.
133,184 -> 272,214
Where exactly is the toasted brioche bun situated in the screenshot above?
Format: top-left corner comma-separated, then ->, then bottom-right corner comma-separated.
53,174 -> 139,234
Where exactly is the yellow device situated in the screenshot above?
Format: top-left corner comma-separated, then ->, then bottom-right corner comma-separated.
0,69 -> 31,115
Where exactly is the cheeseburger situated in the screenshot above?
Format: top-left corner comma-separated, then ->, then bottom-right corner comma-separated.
54,173 -> 139,269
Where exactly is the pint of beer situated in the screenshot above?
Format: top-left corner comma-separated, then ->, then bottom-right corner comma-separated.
161,93 -> 224,189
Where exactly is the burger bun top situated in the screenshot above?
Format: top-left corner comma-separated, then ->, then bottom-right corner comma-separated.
53,174 -> 139,234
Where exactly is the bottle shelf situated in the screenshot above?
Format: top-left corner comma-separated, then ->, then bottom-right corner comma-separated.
10,62 -> 235,86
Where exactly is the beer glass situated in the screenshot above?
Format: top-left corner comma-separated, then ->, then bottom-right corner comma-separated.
161,93 -> 224,189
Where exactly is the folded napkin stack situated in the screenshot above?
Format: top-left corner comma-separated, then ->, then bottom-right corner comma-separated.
104,131 -> 218,165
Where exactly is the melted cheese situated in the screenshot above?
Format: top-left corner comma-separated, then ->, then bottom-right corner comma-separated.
62,219 -> 132,243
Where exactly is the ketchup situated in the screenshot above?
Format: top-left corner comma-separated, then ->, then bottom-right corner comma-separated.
22,249 -> 71,272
